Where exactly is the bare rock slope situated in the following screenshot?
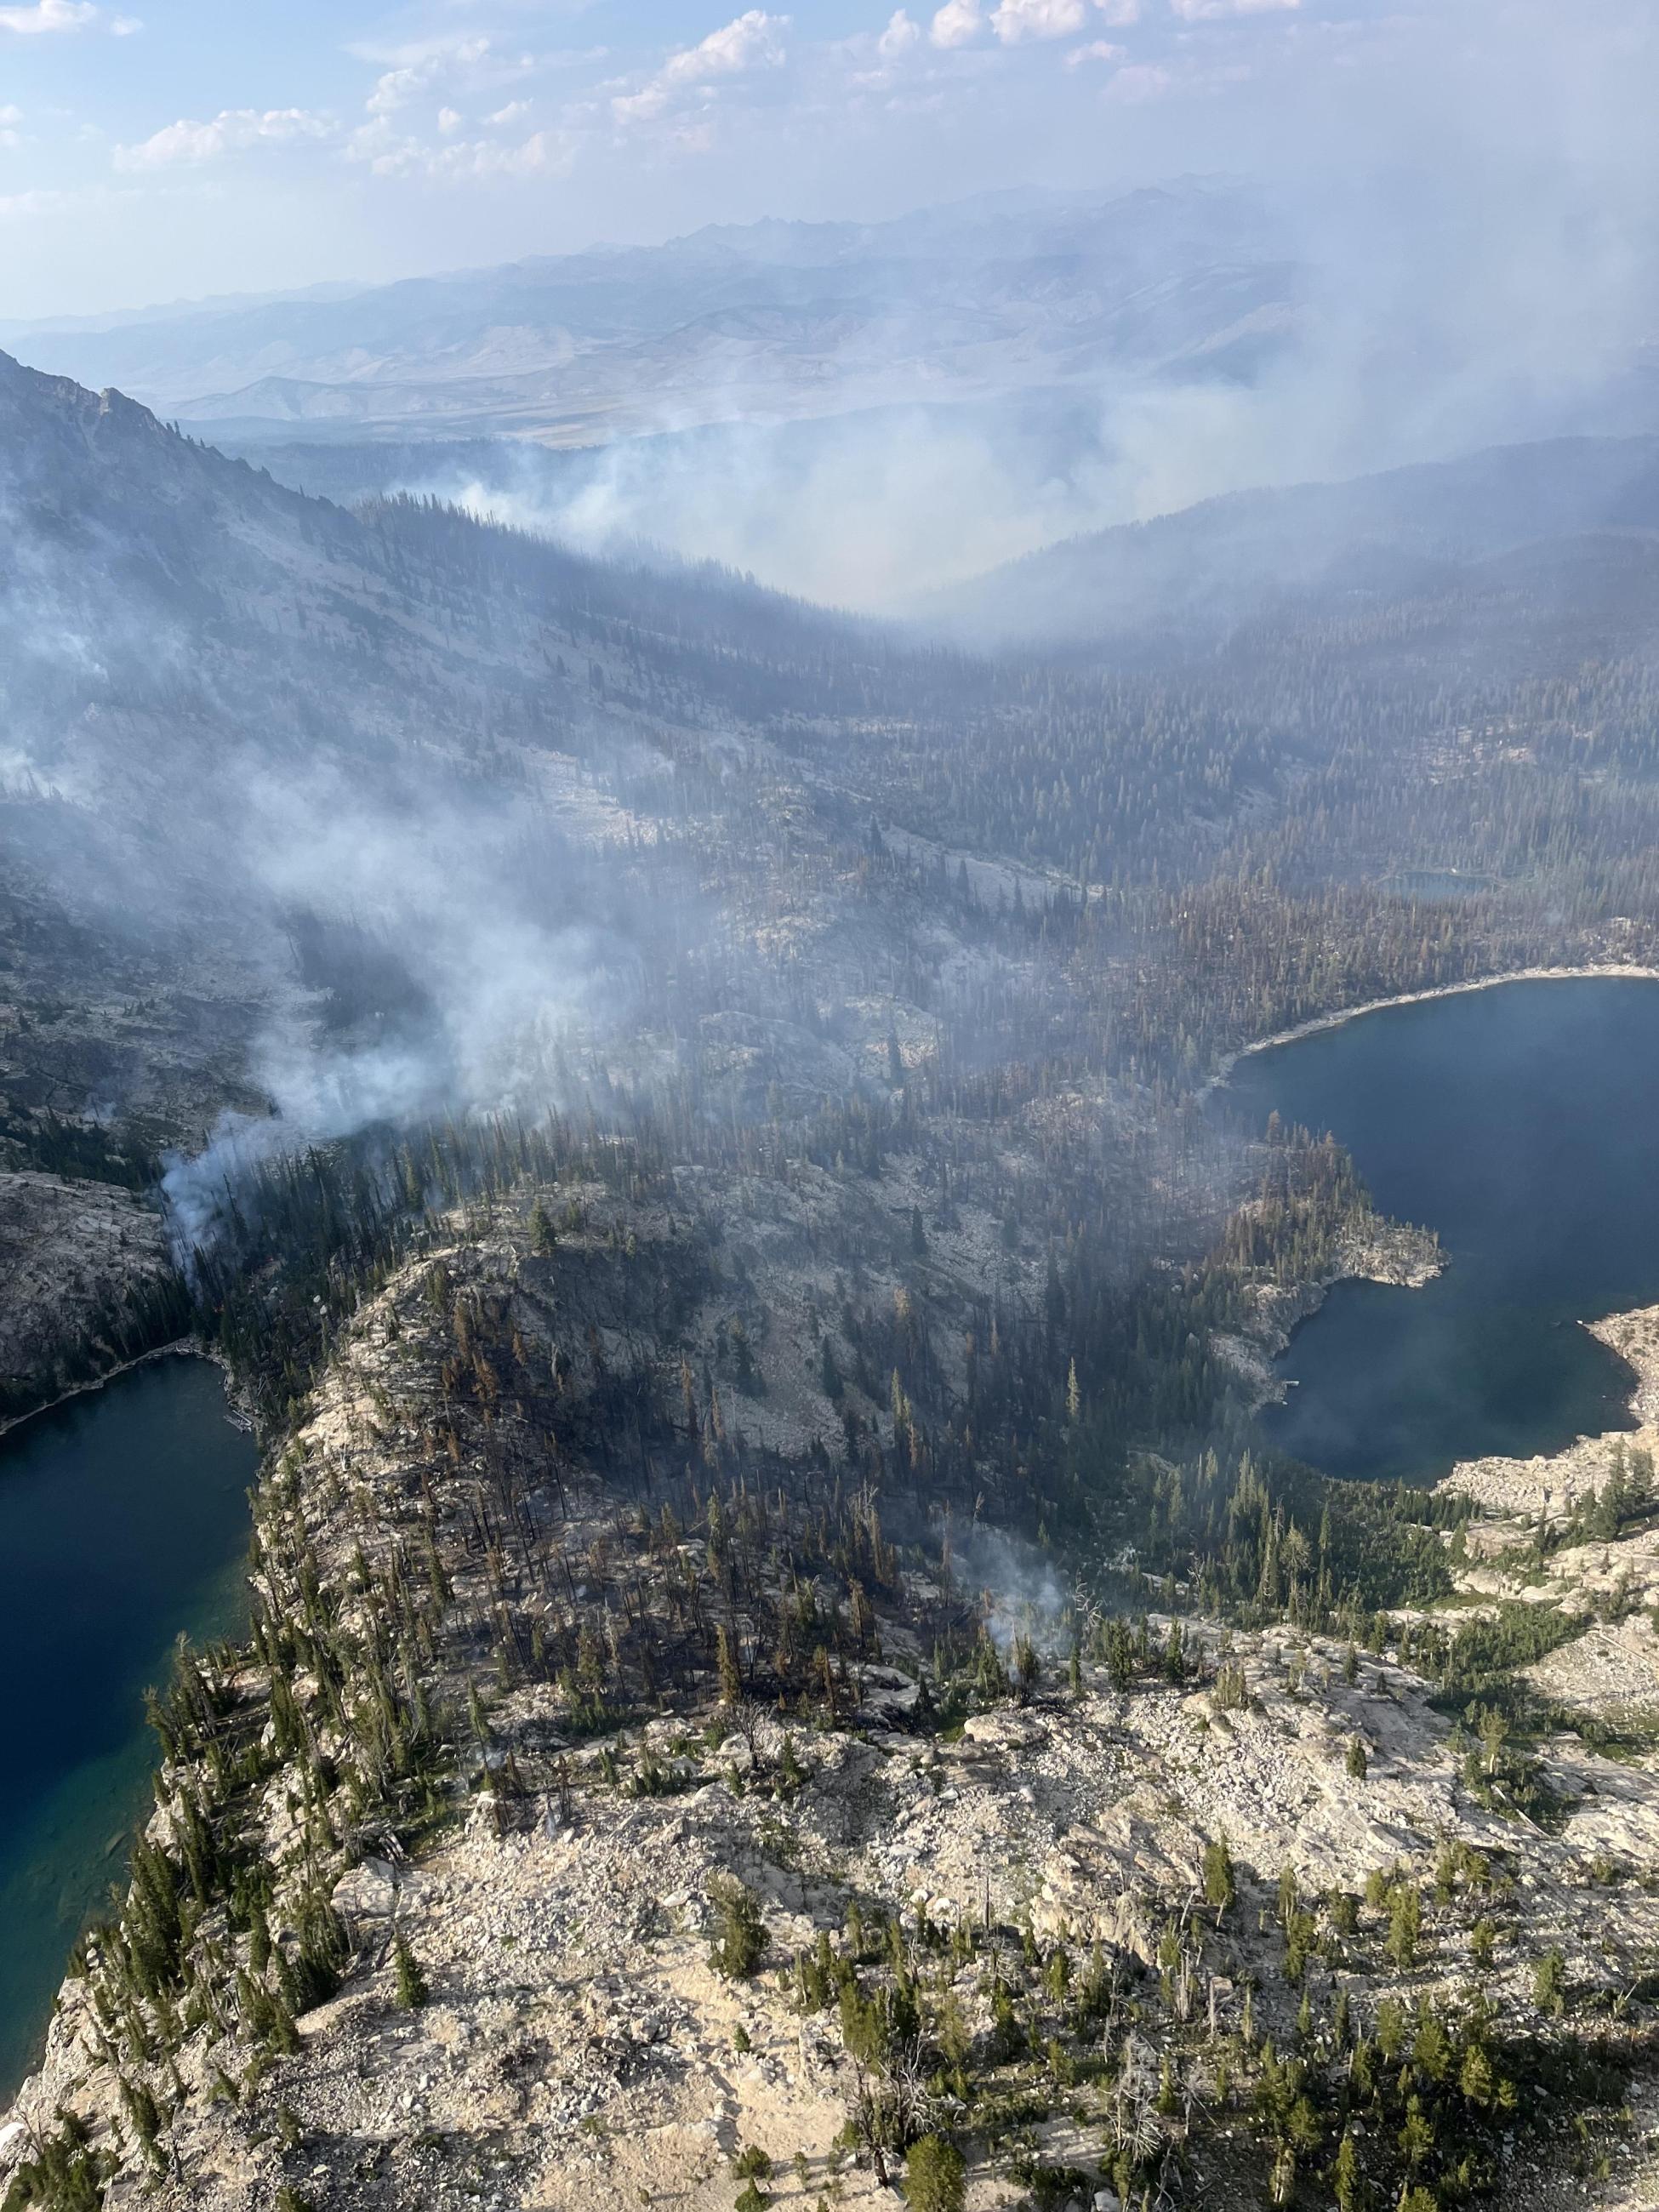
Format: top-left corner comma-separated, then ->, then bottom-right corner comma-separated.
0,1172 -> 172,1424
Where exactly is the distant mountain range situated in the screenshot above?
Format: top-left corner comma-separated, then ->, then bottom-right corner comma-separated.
0,183 -> 1297,443
14,178 -> 1659,619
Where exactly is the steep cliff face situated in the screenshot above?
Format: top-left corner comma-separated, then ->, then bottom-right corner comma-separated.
0,1173 -> 174,1425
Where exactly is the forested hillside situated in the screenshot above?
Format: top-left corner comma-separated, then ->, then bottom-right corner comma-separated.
10,299 -> 1659,2212
11,349 -> 1659,1255
929,433 -> 1659,647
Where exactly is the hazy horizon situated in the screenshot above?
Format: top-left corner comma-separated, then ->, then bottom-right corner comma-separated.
0,0 -> 1652,327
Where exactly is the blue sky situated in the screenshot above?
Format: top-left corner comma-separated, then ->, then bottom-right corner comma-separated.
0,0 -> 1649,320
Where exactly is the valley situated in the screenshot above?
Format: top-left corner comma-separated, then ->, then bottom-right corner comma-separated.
8,300 -> 1659,2212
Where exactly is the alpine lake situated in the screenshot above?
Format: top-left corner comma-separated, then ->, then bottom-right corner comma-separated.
0,1354 -> 256,2099
1224,976 -> 1659,1485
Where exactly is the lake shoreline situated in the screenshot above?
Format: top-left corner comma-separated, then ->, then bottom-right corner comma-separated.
0,1352 -> 260,2107
1223,970 -> 1659,1494
1204,962 -> 1659,1102
1217,1215 -> 1445,1420
0,1338 -> 252,1446
1437,1304 -> 1659,1523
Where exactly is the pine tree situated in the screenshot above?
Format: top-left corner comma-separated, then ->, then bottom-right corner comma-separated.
904,2135 -> 965,2212
1459,2041 -> 1495,2106
717,1623 -> 744,1706
1533,1947 -> 1566,2015
1332,2130 -> 1363,2212
1385,1884 -> 1421,1971
778,1733 -> 807,1795
392,1931 -> 429,2010
1201,1833 -> 1236,1913
709,1876 -> 767,1979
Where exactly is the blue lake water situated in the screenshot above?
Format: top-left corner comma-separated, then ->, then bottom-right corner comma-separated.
0,1354 -> 256,2101
1224,977 -> 1659,1485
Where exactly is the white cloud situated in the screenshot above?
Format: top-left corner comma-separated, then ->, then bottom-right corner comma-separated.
355,26 -> 550,187
0,0 -> 95,30
1167,0 -> 1297,16
347,110 -> 571,182
1103,59 -> 1172,97
838,8 -> 922,90
1065,37 -> 1125,65
351,31 -> 605,75
113,107 -> 335,170
0,183 -> 88,216
933,0 -> 1130,48
991,0 -> 1089,41
367,38 -> 492,118
367,68 -> 425,117
464,129 -> 569,178
929,0 -> 982,47
876,8 -> 921,58
345,30 -> 558,183
349,31 -> 484,68
345,115 -> 407,172
612,10 -> 789,128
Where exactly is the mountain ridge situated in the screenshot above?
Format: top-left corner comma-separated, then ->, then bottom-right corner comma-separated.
921,429 -> 1659,649
0,182 -> 1293,442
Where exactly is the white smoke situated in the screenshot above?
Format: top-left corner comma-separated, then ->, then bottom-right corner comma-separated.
157,764 -> 644,1255
407,402 -> 1127,613
947,1518 -> 1075,1656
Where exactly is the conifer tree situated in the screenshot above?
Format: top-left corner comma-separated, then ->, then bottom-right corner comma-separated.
392,1931 -> 429,2010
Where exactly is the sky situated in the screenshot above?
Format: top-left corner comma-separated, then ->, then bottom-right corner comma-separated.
0,0 -> 1654,322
